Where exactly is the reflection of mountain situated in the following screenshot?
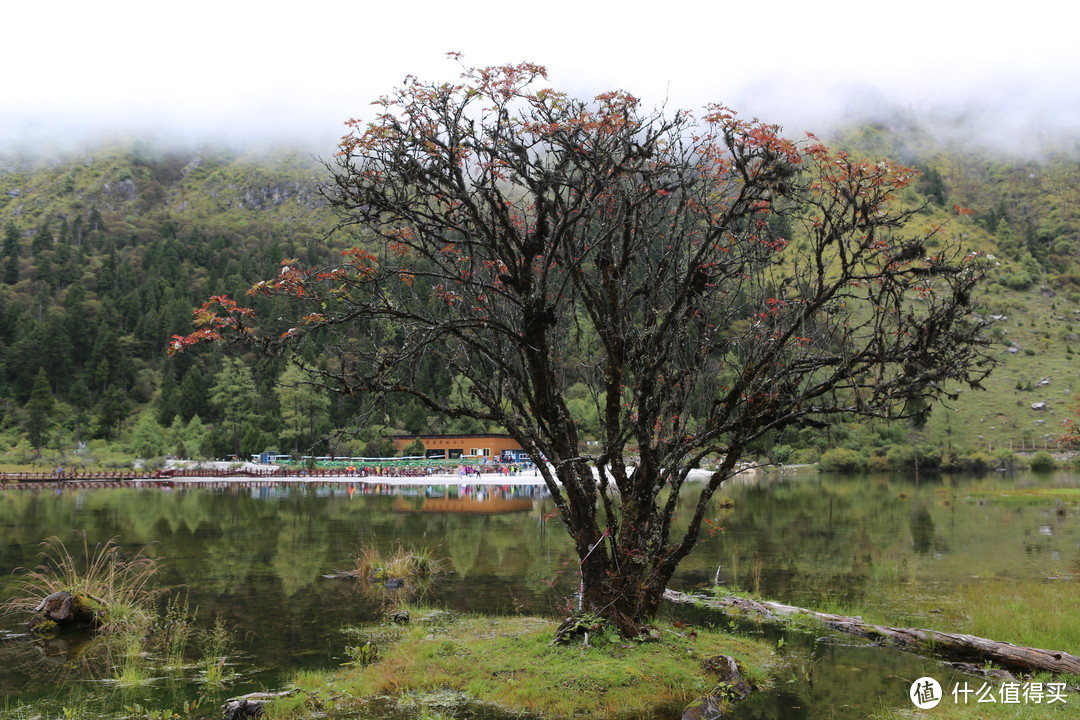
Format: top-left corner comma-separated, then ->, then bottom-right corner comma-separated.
392,496 -> 534,514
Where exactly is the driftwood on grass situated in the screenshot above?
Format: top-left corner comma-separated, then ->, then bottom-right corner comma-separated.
221,690 -> 295,720
664,589 -> 1080,675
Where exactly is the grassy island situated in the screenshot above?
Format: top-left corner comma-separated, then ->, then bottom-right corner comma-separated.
265,610 -> 777,720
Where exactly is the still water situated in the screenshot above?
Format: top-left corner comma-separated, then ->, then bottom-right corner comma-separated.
0,470 -> 1077,718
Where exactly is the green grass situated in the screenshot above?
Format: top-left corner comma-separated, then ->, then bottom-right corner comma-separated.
111,635 -> 153,688
786,570 -> 1080,662
922,285 -> 1078,455
871,682 -> 1080,719
931,581 -> 1080,654
197,616 -> 236,688
270,610 -> 777,720
342,541 -> 450,609
158,593 -> 196,670
944,486 -> 1080,506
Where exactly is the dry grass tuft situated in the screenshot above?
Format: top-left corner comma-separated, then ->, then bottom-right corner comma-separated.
2,533 -> 163,632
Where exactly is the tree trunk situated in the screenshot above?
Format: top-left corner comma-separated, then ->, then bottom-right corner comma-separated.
28,590 -> 102,632
664,590 -> 1080,675
574,542 -> 675,639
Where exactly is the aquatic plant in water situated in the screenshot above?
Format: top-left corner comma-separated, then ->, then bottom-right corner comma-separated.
339,541 -> 449,609
351,540 -> 447,582
2,534 -> 163,634
198,616 -> 236,688
0,534 -> 244,718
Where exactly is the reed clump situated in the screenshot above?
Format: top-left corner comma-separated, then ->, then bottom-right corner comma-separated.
351,541 -> 447,583
3,534 -> 163,634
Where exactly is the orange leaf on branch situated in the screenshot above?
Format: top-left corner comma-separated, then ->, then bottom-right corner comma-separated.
166,295 -> 256,355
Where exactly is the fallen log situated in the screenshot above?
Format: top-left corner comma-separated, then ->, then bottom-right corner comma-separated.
664,589 -> 1080,676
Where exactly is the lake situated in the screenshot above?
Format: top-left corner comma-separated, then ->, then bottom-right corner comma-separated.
1,469 -> 1077,718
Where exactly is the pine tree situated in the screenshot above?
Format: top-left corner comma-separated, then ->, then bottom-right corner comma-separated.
68,378 -> 92,446
209,357 -> 259,458
25,368 -> 54,452
128,410 -> 167,460
3,223 -> 19,285
275,363 -> 331,456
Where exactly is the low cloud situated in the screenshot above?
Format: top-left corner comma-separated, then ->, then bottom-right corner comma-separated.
2,0 -> 1076,159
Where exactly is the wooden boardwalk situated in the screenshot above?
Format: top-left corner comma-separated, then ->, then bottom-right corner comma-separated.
0,468 -> 283,484
0,465 -> 511,488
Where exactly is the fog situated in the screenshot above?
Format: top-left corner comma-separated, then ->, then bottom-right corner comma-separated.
2,0 -> 1076,157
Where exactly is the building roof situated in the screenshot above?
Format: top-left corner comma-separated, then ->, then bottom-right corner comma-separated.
393,433 -> 518,441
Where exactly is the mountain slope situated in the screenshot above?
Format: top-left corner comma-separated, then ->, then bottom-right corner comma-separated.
0,127 -> 1076,463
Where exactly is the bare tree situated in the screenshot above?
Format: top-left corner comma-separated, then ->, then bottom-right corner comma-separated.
172,58 -> 993,636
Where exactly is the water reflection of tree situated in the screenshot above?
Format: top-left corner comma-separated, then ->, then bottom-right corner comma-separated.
909,505 -> 936,556
273,508 -> 330,597
680,472 -> 1080,615
4,476 -> 1077,677
680,475 -> 915,606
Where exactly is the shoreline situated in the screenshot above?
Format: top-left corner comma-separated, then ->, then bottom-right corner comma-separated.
169,471 -> 549,486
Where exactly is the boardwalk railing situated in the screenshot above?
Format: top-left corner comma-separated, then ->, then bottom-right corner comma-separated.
0,463 -> 530,485
0,468 -> 283,484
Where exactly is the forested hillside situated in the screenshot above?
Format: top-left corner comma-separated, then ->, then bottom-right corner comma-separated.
0,143 -> 342,462
0,122 -> 1077,469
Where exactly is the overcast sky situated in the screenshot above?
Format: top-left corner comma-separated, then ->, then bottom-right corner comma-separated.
2,0 -> 1076,154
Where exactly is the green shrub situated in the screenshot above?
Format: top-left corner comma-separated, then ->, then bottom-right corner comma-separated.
1029,451 -> 1057,472
994,449 -> 1022,471
768,444 -> 794,463
947,451 -> 996,474
884,444 -> 915,470
1002,271 -> 1033,290
818,448 -> 867,473
866,453 -> 892,473
915,445 -> 943,470
788,447 -> 819,465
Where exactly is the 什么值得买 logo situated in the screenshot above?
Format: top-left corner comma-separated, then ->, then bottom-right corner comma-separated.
910,677 -> 942,709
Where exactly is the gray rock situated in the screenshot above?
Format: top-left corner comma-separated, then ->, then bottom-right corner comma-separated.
682,654 -> 755,718
682,694 -> 728,720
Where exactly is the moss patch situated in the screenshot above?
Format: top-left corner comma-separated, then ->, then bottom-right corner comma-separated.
952,486 -> 1080,505
273,612 -> 777,720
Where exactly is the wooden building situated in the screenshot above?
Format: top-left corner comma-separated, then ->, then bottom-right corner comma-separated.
391,433 -> 528,462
